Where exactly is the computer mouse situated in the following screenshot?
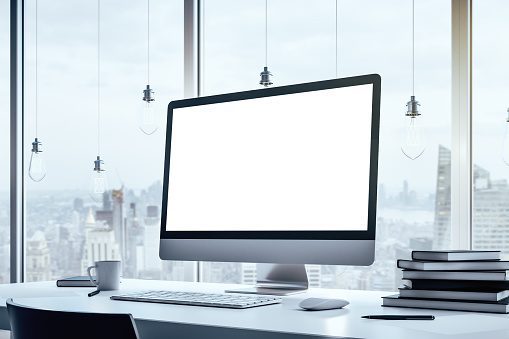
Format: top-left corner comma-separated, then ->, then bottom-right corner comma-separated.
298,298 -> 349,311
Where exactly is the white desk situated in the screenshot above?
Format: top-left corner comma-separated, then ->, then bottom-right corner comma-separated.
1,279 -> 509,339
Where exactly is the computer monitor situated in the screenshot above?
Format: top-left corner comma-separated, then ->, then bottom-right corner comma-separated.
160,74 -> 381,295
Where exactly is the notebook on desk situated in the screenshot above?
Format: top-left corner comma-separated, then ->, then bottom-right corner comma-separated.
56,276 -> 95,287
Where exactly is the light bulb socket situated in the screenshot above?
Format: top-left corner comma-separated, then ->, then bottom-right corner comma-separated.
143,85 -> 154,102
406,95 -> 421,117
260,67 -> 273,87
94,156 -> 104,172
31,138 -> 42,153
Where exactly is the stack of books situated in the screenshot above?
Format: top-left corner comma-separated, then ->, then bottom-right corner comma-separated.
383,250 -> 509,313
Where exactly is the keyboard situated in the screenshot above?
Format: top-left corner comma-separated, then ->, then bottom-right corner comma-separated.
110,290 -> 282,309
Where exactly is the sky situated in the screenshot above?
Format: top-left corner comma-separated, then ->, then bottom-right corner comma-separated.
1,0 -> 507,201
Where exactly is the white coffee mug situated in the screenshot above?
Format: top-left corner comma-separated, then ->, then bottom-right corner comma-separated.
87,260 -> 121,291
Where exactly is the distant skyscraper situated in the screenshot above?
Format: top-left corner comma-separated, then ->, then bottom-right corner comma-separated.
401,180 -> 409,204
433,145 -> 509,255
433,145 -> 451,249
55,226 -> 76,277
85,208 -> 96,228
147,205 -> 159,218
103,191 -> 112,211
141,205 -> 162,275
125,202 -> 144,278
26,231 -> 52,282
73,197 -> 84,212
112,188 -> 125,260
473,164 -> 490,189
472,169 -> 509,257
146,181 -> 163,206
96,210 -> 113,229
81,211 -> 121,275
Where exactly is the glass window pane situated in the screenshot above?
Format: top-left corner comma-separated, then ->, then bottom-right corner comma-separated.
0,0 -> 10,284
203,0 -> 451,290
472,0 -> 509,258
24,0 -> 183,282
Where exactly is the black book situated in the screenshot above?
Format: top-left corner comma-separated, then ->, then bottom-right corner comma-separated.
382,294 -> 509,313
398,287 -> 509,301
402,269 -> 509,281
402,279 -> 509,291
56,276 -> 95,287
411,250 -> 500,261
397,259 -> 509,271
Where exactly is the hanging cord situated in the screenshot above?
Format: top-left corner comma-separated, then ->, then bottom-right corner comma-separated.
147,0 -> 150,84
97,0 -> 101,155
265,0 -> 268,67
335,0 -> 338,78
35,0 -> 38,138
412,0 -> 415,96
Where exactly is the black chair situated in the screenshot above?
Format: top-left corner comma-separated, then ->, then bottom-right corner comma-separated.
6,298 -> 140,339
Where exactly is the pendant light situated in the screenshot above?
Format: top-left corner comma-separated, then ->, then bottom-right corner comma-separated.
139,0 -> 157,135
259,0 -> 273,86
29,0 -> 46,182
90,0 -> 108,203
401,0 -> 426,160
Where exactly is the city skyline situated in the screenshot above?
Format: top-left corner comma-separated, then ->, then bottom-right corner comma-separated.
0,172 -> 440,289
4,140 -> 509,289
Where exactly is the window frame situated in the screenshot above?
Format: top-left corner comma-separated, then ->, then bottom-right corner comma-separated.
451,0 -> 472,250
10,0 -> 24,283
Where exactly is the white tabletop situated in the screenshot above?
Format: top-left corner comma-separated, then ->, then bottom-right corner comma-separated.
1,279 -> 509,339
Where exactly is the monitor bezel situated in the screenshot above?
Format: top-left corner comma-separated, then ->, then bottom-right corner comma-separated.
161,74 -> 380,241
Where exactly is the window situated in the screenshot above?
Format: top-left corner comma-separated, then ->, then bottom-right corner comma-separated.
9,0 -> 462,289
202,0 -> 451,290
472,0 -> 509,259
23,0 -> 183,282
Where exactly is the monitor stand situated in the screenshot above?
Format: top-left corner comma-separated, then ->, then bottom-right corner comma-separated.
225,263 -> 309,296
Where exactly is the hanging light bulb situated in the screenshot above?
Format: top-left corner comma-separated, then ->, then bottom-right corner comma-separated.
89,156 -> 108,203
259,0 -> 273,87
401,0 -> 425,160
260,67 -> 273,87
401,96 -> 426,160
501,109 -> 509,165
139,85 -> 157,134
29,0 -> 46,182
90,2 -> 108,203
28,138 -> 46,182
139,0 -> 158,134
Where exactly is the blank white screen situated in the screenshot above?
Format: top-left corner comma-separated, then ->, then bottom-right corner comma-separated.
166,84 -> 373,231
